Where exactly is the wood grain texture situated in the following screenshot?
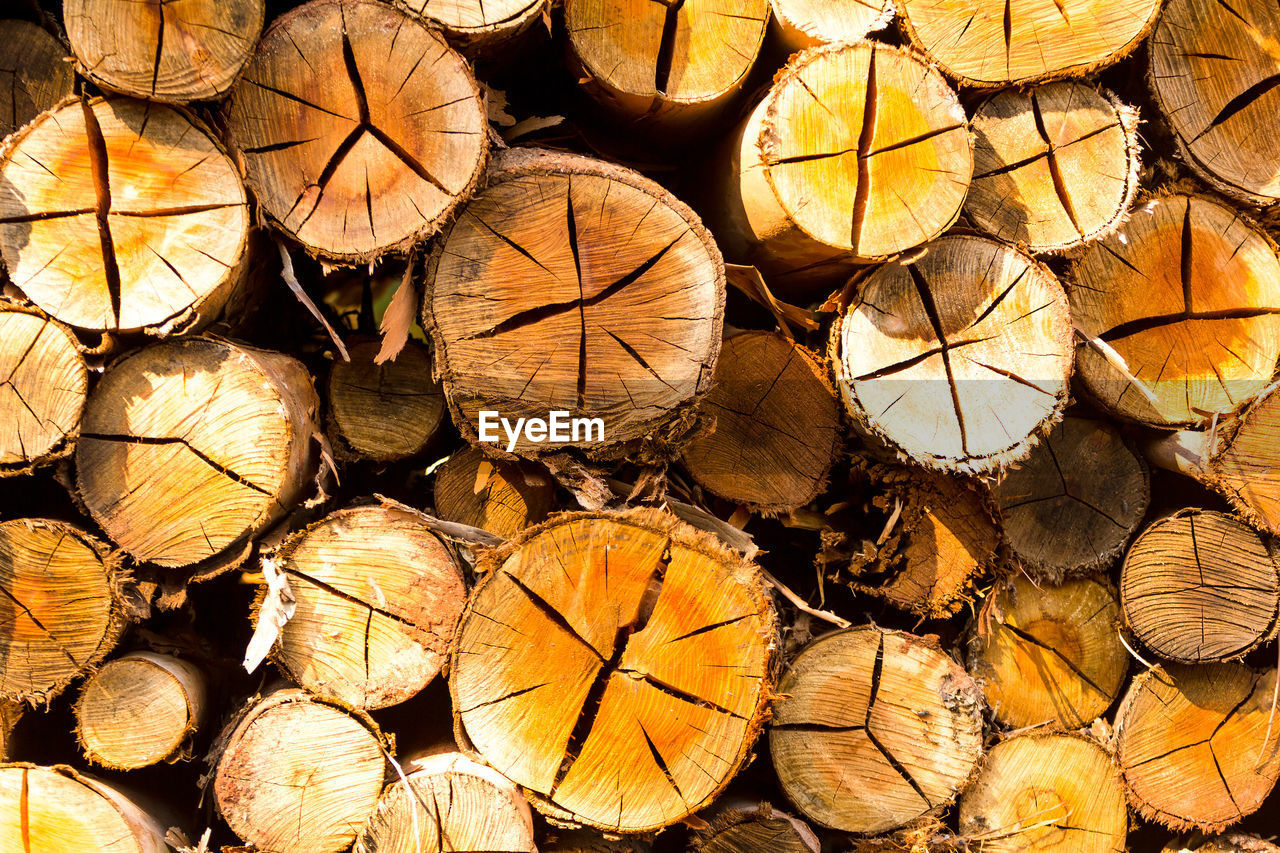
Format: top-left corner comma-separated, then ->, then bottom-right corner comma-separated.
327,339 -> 444,462
0,308 -> 87,475
0,20 -> 73,137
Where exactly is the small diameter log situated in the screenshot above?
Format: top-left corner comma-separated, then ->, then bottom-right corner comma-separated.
692,802 -> 821,853
544,830 -> 652,853
267,502 -> 467,710
355,751 -> 536,853
0,96 -> 250,335
0,307 -> 88,476
993,414 -> 1149,577
395,0 -> 547,51
64,0 -> 264,102
1150,0 -> 1280,205
213,688 -> 388,853
0,19 -> 73,138
1120,509 -> 1280,663
831,234 -> 1073,474
223,0 -> 487,263
769,0 -> 893,53
1116,663 -> 1280,832
327,339 -> 445,462
681,331 -> 841,513
1070,193 -> 1280,427
967,82 -> 1140,253
958,732 -> 1127,853
426,147 -> 725,461
451,508 -> 778,833
0,701 -> 22,760
74,652 -> 206,770
76,336 -> 319,570
968,573 -> 1127,730
898,0 -> 1162,86
0,518 -> 124,704
0,764 -> 171,852
433,445 -> 555,538
1166,836 -> 1280,853
770,626 -> 985,834
564,0 -> 768,130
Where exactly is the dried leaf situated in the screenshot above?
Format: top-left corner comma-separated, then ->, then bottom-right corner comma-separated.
503,114 -> 566,144
724,263 -> 821,338
375,256 -> 418,365
243,557 -> 295,673
483,84 -> 518,127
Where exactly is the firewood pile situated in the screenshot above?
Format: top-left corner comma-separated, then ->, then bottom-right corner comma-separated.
2,0 -> 1280,850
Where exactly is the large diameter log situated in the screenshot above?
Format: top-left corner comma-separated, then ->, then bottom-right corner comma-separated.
433,445 -> 555,538
451,508 -> 778,833
831,234 -> 1073,474
327,339 -> 445,462
1070,193 -> 1280,427
899,0 -> 1162,86
0,19 -> 73,138
0,96 -> 250,335
0,518 -> 125,704
223,0 -> 487,263
1121,509 -> 1279,663
355,751 -> 536,853
770,626 -> 985,834
0,307 -> 88,476
395,0 -> 548,51
1116,663 -> 1280,832
212,688 -> 388,853
266,502 -> 467,710
74,652 -> 206,769
958,732 -> 1128,853
0,764 -> 172,852
769,0 -> 893,53
64,0 -> 264,102
76,336 -> 319,570
426,148 -> 725,462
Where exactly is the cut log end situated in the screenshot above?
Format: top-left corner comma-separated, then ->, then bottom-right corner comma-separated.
327,339 -> 445,462
692,803 -> 820,853
433,445 -> 555,538
769,0 -> 893,53
0,764 -> 171,852
0,308 -> 88,475
1210,385 -> 1280,537
0,19 -> 73,138
396,0 -> 547,48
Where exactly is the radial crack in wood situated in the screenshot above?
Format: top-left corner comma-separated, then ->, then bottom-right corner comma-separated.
769,0 -> 893,52
0,308 -> 88,476
0,20 -> 73,138
327,339 -> 445,462
395,0 -> 548,51
433,445 -> 555,539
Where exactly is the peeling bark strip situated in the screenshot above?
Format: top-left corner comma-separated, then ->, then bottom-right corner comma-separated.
1071,193 -> 1280,427
425,147 -> 725,462
0,518 -> 124,705
899,0 -> 1161,86
0,308 -> 88,476
450,508 -> 777,833
959,733 -> 1129,853
770,627 -> 984,834
64,0 -> 264,102
0,20 -> 73,138
1116,663 -> 1280,833
831,234 -> 1072,475
395,0 -> 548,50
0,97 -> 250,335
75,336 -> 319,571
223,0 -> 487,262
327,339 -> 445,462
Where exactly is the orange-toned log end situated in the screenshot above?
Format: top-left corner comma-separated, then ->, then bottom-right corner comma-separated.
433,445 -> 556,538
0,702 -> 20,760
770,627 -> 985,834
682,331 -> 841,513
450,508 -> 778,834
1116,663 -> 1280,833
327,339 -> 445,462
0,519 -> 125,705
832,234 -> 1073,475
223,0 -> 488,263
0,20 -> 73,138
0,308 -> 88,476
0,96 -> 250,335
968,573 -> 1127,730
958,732 -> 1128,853
76,336 -> 319,571
64,0 -> 264,103
1211,385 -> 1280,537
1070,193 -> 1280,427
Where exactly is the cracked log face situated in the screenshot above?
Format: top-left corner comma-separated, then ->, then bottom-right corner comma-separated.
0,308 -> 88,475
958,733 -> 1128,853
213,689 -> 387,853
969,573 -> 1127,730
64,0 -> 264,103
433,445 -> 555,538
681,331 -> 841,513
693,804 -> 820,853
769,0 -> 893,52
899,0 -> 1161,86
395,0 -> 546,46
0,764 -> 170,852
223,0 -> 487,262
1210,386 -> 1280,538
426,148 -> 725,460
832,234 -> 1073,474
0,97 -> 250,335
1071,194 -> 1280,427
450,509 -> 777,833
0,519 -> 123,704
0,20 -> 73,138
75,336 -> 319,570
327,339 -> 445,461
770,627 -> 985,834
267,503 -> 467,710
994,414 -> 1149,577
1121,509 -> 1280,663
355,751 -> 537,853
967,82 -> 1140,253
1116,663 -> 1280,832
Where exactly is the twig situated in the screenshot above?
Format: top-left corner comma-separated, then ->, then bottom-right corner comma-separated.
1073,325 -> 1157,405
760,567 -> 851,629
277,241 -> 349,361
